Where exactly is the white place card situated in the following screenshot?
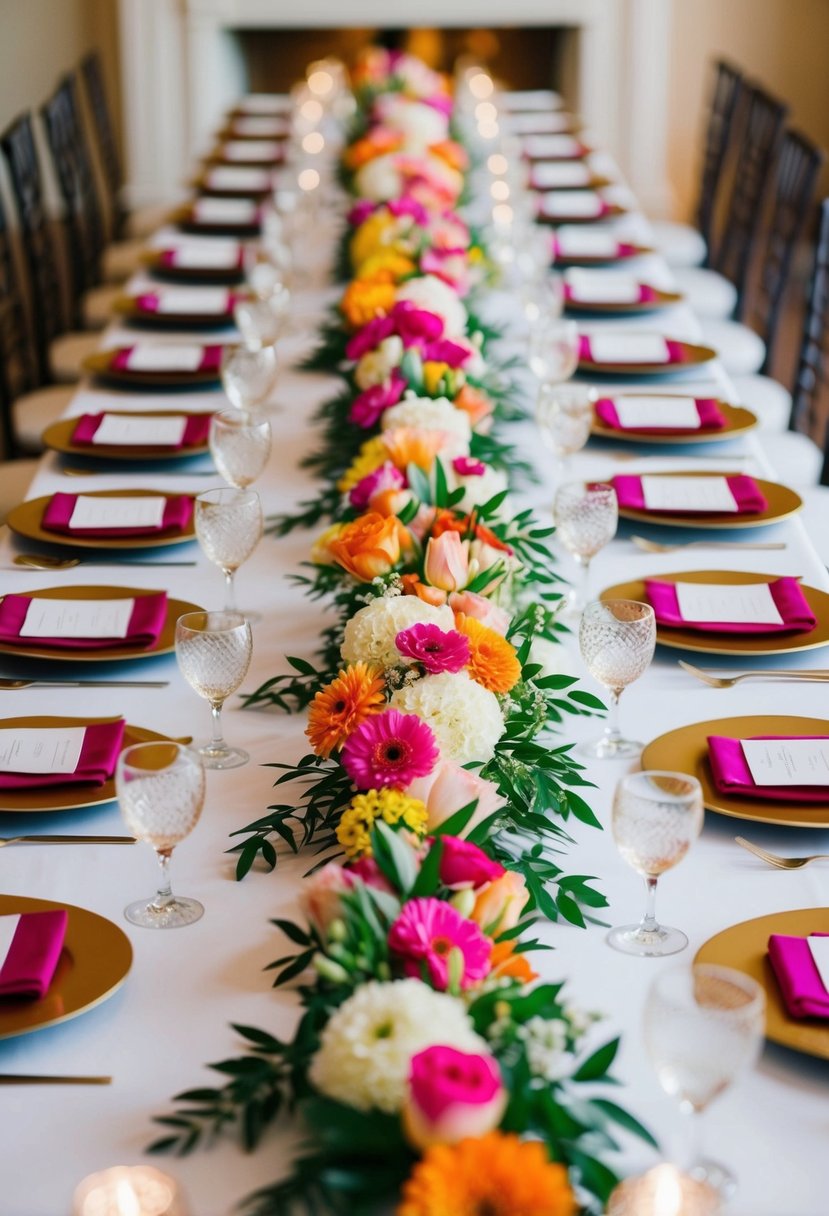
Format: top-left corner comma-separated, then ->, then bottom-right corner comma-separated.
206,168 -> 271,192
539,191 -> 603,219
232,117 -> 288,137
556,228 -> 619,259
0,916 -> 21,968
193,198 -> 257,224
532,162 -> 591,189
68,495 -> 167,531
674,581 -> 783,625
506,112 -> 573,135
525,135 -> 584,159
239,93 -> 292,114
500,89 -> 562,110
173,241 -> 241,269
741,738 -> 829,787
0,727 -> 85,774
154,289 -> 229,316
222,140 -> 281,162
565,271 -> 641,304
92,414 -> 189,446
613,396 -> 701,429
125,345 -> 204,373
641,475 -> 738,513
20,597 -> 136,639
588,334 -> 670,364
808,937 -> 829,991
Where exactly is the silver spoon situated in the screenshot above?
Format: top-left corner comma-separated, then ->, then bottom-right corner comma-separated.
12,554 -> 197,570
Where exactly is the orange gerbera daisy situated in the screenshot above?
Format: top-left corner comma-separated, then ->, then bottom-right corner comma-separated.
454,613 -> 521,694
397,1132 -> 576,1216
305,663 -> 386,758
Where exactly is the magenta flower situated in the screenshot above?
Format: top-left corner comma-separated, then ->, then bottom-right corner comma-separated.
392,301 -> 445,346
388,197 -> 429,225
345,315 -> 396,361
347,199 -> 377,227
452,456 -> 486,477
395,623 -> 470,674
348,372 -> 407,428
349,461 -> 407,510
345,855 -> 396,895
341,711 -> 439,790
388,896 -> 492,990
422,338 -> 472,368
438,836 -> 505,890
403,1045 -> 505,1148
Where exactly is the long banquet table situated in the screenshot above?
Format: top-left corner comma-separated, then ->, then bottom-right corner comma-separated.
1,134 -> 827,1216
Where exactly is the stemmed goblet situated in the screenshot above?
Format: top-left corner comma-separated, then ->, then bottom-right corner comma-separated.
195,487 -> 263,614
528,316 -> 579,385
175,610 -> 253,769
554,481 -> 617,612
116,741 -> 206,928
536,383 -> 596,482
609,770 -> 704,956
209,408 -> 272,488
578,598 -> 656,758
220,341 -> 279,411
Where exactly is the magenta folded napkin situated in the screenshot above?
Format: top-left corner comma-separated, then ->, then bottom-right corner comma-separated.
565,283 -> 658,306
579,335 -> 687,364
72,411 -> 212,448
0,592 -> 169,650
553,239 -> 637,260
595,397 -> 726,432
0,719 -> 126,790
133,293 -> 241,317
707,735 -> 829,802
645,577 -> 815,633
611,474 -> 768,514
159,248 -> 244,271
0,910 -> 68,1000
768,932 -> 829,1019
106,346 -> 223,376
42,493 -> 193,538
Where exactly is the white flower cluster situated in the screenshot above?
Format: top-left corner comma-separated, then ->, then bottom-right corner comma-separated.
382,395 -> 472,447
447,463 -> 509,512
520,1016 -> 572,1082
380,96 -> 448,150
308,979 -> 485,1113
390,670 -> 505,764
354,335 -> 404,390
341,595 -> 455,669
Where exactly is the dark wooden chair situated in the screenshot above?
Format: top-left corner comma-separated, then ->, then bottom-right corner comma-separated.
81,49 -> 127,238
696,60 -> 746,266
789,200 -> 829,462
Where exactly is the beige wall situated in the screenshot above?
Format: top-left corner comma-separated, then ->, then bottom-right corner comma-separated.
668,0 -> 829,220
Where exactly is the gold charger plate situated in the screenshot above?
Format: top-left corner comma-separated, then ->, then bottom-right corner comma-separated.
0,893 -> 132,1041
641,714 -> 829,828
7,489 -> 195,551
612,472 -> 801,529
169,205 -> 262,238
141,249 -> 244,285
601,570 -> 829,655
555,243 -> 654,267
43,409 -> 214,455
0,716 -> 190,813
0,585 -> 202,662
113,294 -> 237,329
566,287 -> 683,314
579,340 -> 717,374
591,398 -> 757,444
696,909 -> 829,1060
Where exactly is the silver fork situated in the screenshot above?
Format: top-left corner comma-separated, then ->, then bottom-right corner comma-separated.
0,835 -> 135,847
735,836 -> 829,870
678,660 -> 829,688
633,535 -> 786,554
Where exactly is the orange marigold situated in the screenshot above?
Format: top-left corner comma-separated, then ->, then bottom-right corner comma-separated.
341,279 -> 396,329
306,663 -> 386,758
454,613 -> 521,694
397,1132 -> 576,1216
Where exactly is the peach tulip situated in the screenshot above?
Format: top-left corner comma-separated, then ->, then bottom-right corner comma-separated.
424,531 -> 469,593
471,869 -> 529,935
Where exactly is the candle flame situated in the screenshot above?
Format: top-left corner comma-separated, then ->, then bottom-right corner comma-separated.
115,1180 -> 141,1216
652,1164 -> 683,1216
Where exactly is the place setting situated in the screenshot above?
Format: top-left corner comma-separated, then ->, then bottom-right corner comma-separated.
192,164 -> 276,199
607,468 -> 802,528
113,286 -> 249,329
218,113 -> 291,141
5,489 -> 197,551
141,238 -> 246,284
590,391 -> 758,444
552,224 -> 654,265
563,268 -> 683,314
170,196 -> 264,237
207,139 -> 286,167
576,329 -> 717,375
529,160 -> 611,192
536,188 -> 629,224
522,131 -> 591,159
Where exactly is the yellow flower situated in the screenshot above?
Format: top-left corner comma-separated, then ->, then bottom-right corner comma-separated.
336,788 -> 428,859
422,360 -> 450,396
356,249 -> 417,284
350,212 -> 397,269
337,436 -> 389,493
311,522 -> 345,565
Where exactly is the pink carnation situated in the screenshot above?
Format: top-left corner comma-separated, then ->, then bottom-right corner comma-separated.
452,456 -> 486,477
348,372 -> 407,428
341,710 -> 439,790
349,461 -> 406,509
395,623 -> 470,674
388,896 -> 492,990
438,836 -> 505,890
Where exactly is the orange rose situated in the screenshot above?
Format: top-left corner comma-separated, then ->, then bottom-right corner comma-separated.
454,384 -> 495,429
328,512 -> 405,582
429,138 -> 469,172
341,279 -> 396,329
343,130 -> 404,170
471,870 -> 528,936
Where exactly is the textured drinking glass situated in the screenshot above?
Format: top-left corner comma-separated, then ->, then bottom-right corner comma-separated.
644,963 -> 765,1198
609,771 -> 704,956
175,610 -> 253,769
209,409 -> 272,488
221,340 -> 279,409
554,481 -> 617,610
536,382 -> 596,480
195,488 -> 263,613
116,742 -> 205,928
579,599 -> 656,758
528,317 -> 579,384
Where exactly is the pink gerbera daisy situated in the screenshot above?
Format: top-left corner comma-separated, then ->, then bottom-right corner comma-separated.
341,710 -> 438,789
388,896 -> 492,990
395,623 -> 471,674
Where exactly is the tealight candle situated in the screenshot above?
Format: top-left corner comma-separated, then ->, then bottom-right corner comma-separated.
606,1164 -> 721,1216
72,1166 -> 188,1216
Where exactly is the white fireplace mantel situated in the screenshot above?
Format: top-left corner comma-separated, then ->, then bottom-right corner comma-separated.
117,0 -> 674,217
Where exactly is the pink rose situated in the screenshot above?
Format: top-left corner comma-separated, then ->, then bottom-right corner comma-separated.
349,461 -> 406,510
346,315 -> 396,361
298,863 -> 354,938
402,1045 -> 506,1149
448,590 -> 511,636
424,531 -> 469,593
471,870 -> 529,935
348,372 -> 407,428
430,213 -> 470,250
438,836 -> 505,890
405,761 -> 505,834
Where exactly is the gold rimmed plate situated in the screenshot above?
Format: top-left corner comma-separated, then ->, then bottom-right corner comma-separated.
566,286 -> 683,314
44,410 -> 214,455
555,243 -> 654,267
0,894 -> 132,1040
0,586 -> 202,662
601,570 -> 829,655
6,489 -> 196,551
579,340 -> 717,375
537,201 -> 628,225
0,716 -> 189,813
591,399 -> 757,444
113,294 -> 238,329
141,249 -> 244,285
80,353 -> 222,391
642,714 -> 829,828
696,909 -> 829,1060
613,472 -> 801,530
169,204 -> 262,238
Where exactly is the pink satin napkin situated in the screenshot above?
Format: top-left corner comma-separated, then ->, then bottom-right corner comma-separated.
768,932 -> 829,1018
0,910 -> 68,1000
133,292 -> 241,317
707,735 -> 829,802
611,474 -> 768,514
71,413 -> 211,447
579,335 -> 687,364
645,577 -> 815,633
0,719 -> 126,790
553,239 -> 638,260
0,593 -> 169,650
42,493 -> 193,537
595,397 -> 726,432
159,248 -> 244,271
106,347 -> 223,377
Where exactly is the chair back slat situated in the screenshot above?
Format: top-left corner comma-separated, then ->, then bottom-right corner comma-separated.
792,201 -> 829,464
696,60 -> 745,261
81,50 -> 125,239
0,189 -> 40,456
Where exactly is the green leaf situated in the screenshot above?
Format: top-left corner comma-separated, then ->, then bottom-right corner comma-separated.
590,1098 -> 659,1148
270,918 -> 311,946
371,820 -> 419,895
409,837 -> 443,897
406,462 -> 431,505
434,458 -> 449,508
431,799 -> 480,839
573,1036 -> 620,1081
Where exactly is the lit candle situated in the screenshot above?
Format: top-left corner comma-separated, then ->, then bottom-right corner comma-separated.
606,1164 -> 721,1216
72,1166 -> 188,1216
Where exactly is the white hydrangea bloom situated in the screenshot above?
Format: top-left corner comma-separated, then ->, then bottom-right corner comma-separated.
390,671 -> 505,764
341,595 -> 455,669
396,274 -> 468,336
382,395 -> 472,446
381,97 -> 449,150
354,335 -> 405,390
355,153 -> 403,202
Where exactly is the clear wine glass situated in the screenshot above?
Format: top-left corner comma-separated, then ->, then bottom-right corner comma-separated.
644,963 -> 765,1198
609,771 -> 704,956
221,341 -> 279,410
195,487 -> 263,613
536,382 -> 596,479
578,598 -> 656,758
175,610 -> 253,770
553,481 -> 617,611
528,316 -> 580,385
209,408 -> 272,488
116,741 -> 206,928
